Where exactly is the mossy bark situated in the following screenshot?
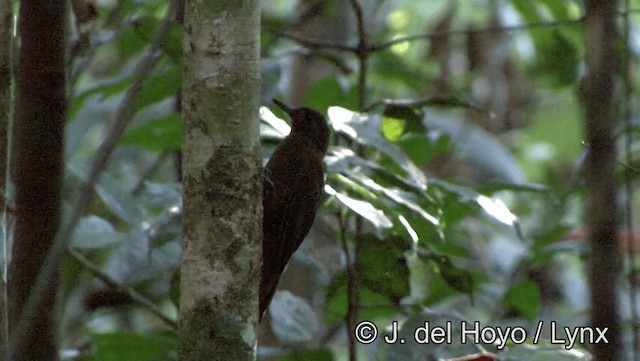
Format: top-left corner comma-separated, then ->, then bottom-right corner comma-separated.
180,0 -> 261,359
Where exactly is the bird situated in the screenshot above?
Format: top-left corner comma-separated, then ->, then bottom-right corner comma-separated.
260,99 -> 330,319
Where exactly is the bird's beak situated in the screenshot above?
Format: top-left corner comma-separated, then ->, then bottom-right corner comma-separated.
272,99 -> 293,115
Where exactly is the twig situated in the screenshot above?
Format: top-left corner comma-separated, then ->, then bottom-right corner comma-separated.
269,11 -> 640,57
132,150 -> 171,196
364,95 -> 489,113
10,0 -> 180,352
265,27 -> 356,53
67,248 -> 177,328
344,1 -> 369,360
371,16 -> 585,52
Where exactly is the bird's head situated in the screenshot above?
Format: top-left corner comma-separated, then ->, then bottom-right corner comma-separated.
273,99 -> 330,154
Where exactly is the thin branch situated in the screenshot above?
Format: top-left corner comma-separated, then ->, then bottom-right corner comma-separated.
132,150 -> 171,196
348,0 -> 368,111
364,95 -> 490,113
9,0 -> 180,352
67,248 -> 177,328
265,27 -> 356,53
337,212 -> 357,361
269,10 -> 640,57
344,1 -> 368,361
371,16 -> 585,52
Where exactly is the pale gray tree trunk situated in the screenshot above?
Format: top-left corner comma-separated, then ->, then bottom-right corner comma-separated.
180,0 -> 262,359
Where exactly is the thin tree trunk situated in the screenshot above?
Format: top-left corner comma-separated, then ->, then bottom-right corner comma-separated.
0,0 -> 12,355
7,0 -> 66,360
180,0 -> 262,359
582,2 -> 620,360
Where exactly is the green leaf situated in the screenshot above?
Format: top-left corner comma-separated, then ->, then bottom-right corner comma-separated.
134,67 -> 182,114
70,77 -> 132,119
92,332 -> 177,361
533,29 -> 579,87
433,256 -> 474,297
120,113 -> 182,151
161,23 -> 184,62
504,280 -> 541,321
381,104 -> 426,142
381,116 -> 406,142
357,235 -> 410,302
324,274 -> 398,324
303,77 -> 358,112
398,134 -> 448,165
328,106 -> 427,188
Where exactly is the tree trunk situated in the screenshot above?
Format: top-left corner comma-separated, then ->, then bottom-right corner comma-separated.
180,0 -> 262,359
581,2 -> 620,360
0,0 -> 12,355
8,0 -> 66,360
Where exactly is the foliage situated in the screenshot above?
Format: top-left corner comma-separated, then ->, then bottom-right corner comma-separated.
47,0 -> 638,360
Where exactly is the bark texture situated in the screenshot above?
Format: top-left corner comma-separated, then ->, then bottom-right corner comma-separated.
180,0 -> 262,359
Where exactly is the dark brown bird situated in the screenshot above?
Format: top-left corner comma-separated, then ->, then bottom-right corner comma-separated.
260,99 -> 330,318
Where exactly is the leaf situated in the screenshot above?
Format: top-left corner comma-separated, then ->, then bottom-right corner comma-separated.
325,146 -> 426,194
510,0 -> 543,23
71,215 -> 126,249
324,274 -> 397,323
104,227 -> 152,285
503,280 -> 541,321
325,184 -> 393,229
425,255 -> 475,302
381,105 -> 426,142
134,67 -> 182,114
340,169 -> 439,227
270,291 -> 318,345
68,163 -> 143,226
398,134 -> 449,165
423,111 -> 525,183
92,332 -> 177,361
260,106 -> 291,139
120,113 -> 182,151
328,106 -> 427,189
381,116 -> 406,142
69,77 -> 132,120
475,194 -> 518,226
357,235 -> 410,302
303,77 -> 358,112
161,23 -> 183,62
138,181 -> 182,209
533,29 -> 579,87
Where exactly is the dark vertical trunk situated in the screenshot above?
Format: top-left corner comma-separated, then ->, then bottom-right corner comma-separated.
582,2 -> 620,360
8,0 -> 66,359
0,0 -> 13,356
